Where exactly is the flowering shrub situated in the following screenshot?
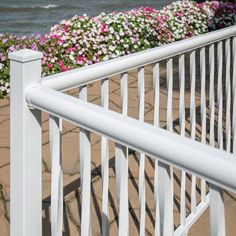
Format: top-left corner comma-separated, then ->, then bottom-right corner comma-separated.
42,8 -> 175,75
206,1 -> 236,30
163,1 -> 210,40
0,34 -> 47,97
0,0 -> 235,98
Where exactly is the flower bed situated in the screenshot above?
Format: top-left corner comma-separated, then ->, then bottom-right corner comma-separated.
0,0 -> 235,98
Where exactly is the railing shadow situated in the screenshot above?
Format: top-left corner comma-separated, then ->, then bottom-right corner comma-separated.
41,97 -> 228,235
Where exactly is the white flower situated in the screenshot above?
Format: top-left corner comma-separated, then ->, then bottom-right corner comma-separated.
119,31 -> 125,36
69,54 -> 75,61
109,27 -> 114,34
103,55 -> 109,61
102,47 -> 108,54
0,63 -> 3,70
115,50 -> 120,55
109,45 -> 115,51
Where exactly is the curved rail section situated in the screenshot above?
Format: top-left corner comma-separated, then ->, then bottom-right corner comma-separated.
26,85 -> 236,192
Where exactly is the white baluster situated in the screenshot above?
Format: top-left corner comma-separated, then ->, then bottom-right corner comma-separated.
200,47 -> 206,202
115,144 -> 129,236
225,39 -> 231,152
79,86 -> 92,236
209,44 -> 215,147
158,58 -> 173,236
50,116 -> 63,236
217,42 -> 223,149
209,185 -> 226,236
209,42 -> 226,236
101,78 -> 109,236
158,162 -> 173,236
153,62 -> 160,236
121,72 -> 128,116
115,72 -> 129,236
232,37 -> 236,154
138,67 -> 146,236
167,59 -> 173,132
190,51 -> 196,214
179,54 -> 186,226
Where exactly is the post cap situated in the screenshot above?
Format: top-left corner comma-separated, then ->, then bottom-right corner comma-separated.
8,49 -> 43,63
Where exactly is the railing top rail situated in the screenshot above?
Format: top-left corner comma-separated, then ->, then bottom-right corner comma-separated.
26,85 -> 236,192
42,25 -> 236,92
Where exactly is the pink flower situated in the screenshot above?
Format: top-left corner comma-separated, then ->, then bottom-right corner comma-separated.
1,56 -> 6,62
31,44 -> 38,51
145,6 -> 154,13
77,55 -> 86,65
58,60 -> 68,72
101,23 -> 108,33
47,64 -> 53,69
59,39 -> 65,44
168,32 -> 172,42
42,58 -> 46,65
51,35 -> 61,39
66,47 -> 75,53
198,3 -> 203,8
176,12 -> 184,17
9,45 -> 16,52
64,26 -> 69,32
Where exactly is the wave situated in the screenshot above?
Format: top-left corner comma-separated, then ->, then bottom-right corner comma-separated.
39,4 -> 59,9
0,4 -> 60,13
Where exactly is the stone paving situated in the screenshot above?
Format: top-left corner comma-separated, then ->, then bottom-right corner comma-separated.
0,61 -> 236,235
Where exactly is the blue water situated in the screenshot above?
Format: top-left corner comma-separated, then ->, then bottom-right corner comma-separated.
0,0 -> 174,35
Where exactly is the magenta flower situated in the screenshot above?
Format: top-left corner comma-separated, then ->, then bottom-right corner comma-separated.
66,47 -> 75,53
168,32 -> 172,42
58,60 -> 68,72
51,35 -> 61,39
101,23 -> 108,33
145,6 -> 155,13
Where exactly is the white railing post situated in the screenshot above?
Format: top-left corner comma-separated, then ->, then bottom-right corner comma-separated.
9,49 -> 43,236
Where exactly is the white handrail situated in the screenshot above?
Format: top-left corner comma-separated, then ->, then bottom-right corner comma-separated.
26,85 -> 236,192
42,25 -> 236,92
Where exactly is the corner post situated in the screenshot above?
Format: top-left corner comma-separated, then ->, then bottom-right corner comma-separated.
9,49 -> 43,236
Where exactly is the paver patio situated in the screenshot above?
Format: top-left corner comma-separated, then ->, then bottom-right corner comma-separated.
0,60 -> 236,235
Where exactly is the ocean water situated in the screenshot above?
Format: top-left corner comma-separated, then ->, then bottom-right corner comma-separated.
0,0 -> 174,35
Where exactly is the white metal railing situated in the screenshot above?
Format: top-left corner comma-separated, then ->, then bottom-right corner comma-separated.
25,85 -> 236,191
9,25 -> 236,236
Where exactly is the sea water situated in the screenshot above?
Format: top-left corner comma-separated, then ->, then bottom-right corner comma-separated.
0,0 -> 174,35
